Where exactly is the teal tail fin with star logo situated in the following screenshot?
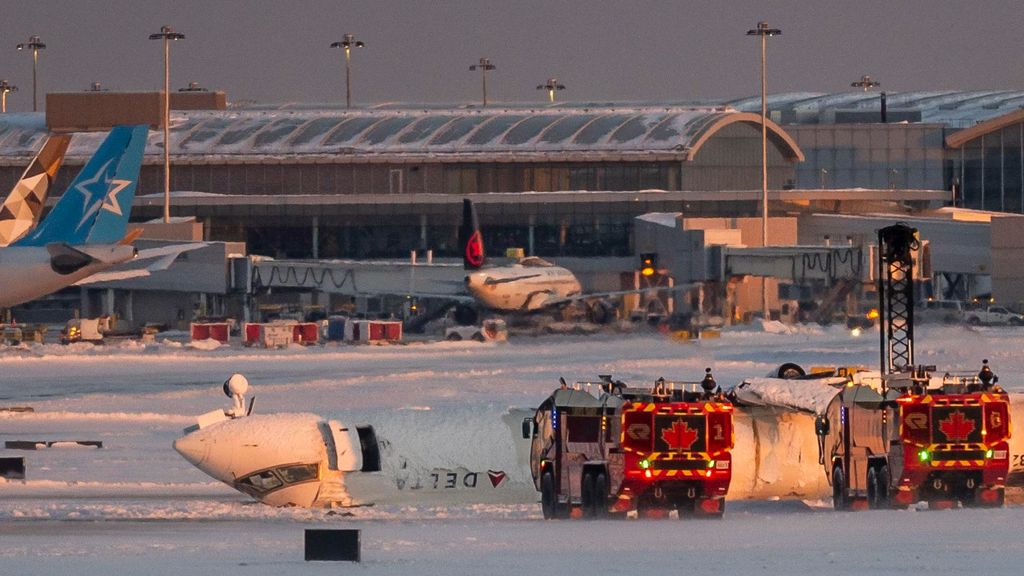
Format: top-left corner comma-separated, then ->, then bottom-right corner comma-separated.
15,125 -> 149,247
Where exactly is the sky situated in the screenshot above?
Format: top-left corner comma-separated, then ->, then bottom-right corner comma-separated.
0,1 -> 1019,112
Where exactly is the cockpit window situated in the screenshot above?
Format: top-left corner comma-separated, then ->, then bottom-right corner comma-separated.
234,463 -> 319,496
278,463 -> 318,484
237,470 -> 283,494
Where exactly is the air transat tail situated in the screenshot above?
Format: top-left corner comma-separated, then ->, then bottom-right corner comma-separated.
0,134 -> 72,247
85,125 -> 148,244
15,125 -> 149,247
460,198 -> 485,270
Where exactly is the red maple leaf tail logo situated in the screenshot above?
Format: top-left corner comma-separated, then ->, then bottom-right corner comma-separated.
938,410 -> 977,442
661,419 -> 699,451
465,230 -> 484,269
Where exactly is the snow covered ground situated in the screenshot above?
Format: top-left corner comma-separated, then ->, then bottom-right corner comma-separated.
2,323 -> 1024,574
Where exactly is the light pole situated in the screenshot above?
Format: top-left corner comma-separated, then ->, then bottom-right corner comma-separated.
536,78 -> 565,102
469,58 -> 496,106
149,25 -> 185,224
747,20 -> 781,318
851,75 -> 880,91
16,35 -> 46,112
330,34 -> 365,108
0,80 -> 17,113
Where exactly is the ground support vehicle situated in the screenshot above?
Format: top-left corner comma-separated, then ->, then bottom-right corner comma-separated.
817,223 -> 1011,510
964,305 -> 1024,326
819,373 -> 1011,510
526,373 -> 734,519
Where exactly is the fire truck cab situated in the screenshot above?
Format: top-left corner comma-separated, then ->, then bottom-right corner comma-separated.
819,369 -> 1011,509
525,372 -> 734,519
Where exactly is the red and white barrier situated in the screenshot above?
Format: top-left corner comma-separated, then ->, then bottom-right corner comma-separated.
190,322 -> 230,343
351,320 -> 402,343
242,321 -> 320,347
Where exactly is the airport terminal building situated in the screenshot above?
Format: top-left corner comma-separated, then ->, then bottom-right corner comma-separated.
3,90 -> 1024,324
1,90 -> 1022,262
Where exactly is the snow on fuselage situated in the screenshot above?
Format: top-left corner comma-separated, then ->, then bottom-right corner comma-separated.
173,381 -> 1024,508
173,406 -> 537,508
465,260 -> 581,311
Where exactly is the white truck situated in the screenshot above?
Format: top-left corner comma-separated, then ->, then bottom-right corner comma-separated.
964,305 -> 1024,326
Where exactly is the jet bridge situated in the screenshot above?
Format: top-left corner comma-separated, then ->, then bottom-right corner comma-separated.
237,257 -> 467,298
717,246 -> 867,283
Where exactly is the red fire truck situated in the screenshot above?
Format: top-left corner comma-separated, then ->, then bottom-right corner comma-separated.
819,372 -> 1011,509
525,372 -> 734,518
817,224 -> 1011,509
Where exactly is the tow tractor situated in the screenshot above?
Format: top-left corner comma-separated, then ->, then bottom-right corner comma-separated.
817,223 -> 1012,509
525,371 -> 734,519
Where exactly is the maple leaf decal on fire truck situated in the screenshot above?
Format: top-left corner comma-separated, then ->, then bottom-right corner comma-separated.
938,410 -> 977,442
661,418 -> 700,451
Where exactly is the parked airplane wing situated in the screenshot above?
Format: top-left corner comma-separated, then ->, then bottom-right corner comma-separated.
540,282 -> 698,308
74,242 -> 210,285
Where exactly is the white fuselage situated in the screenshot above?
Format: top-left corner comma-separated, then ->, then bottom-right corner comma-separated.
174,392 -> 1024,508
174,408 -> 537,508
465,262 -> 582,311
0,244 -> 135,308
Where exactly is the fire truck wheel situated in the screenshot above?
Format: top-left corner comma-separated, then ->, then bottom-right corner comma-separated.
867,465 -> 889,509
541,471 -> 558,520
832,465 -> 850,510
592,472 -> 608,518
777,363 -> 805,379
580,472 -> 595,518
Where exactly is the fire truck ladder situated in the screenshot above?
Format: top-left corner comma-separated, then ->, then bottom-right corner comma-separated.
877,223 -> 918,376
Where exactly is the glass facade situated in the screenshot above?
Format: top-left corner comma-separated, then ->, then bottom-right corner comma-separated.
788,124 -> 945,190
950,123 -> 1024,211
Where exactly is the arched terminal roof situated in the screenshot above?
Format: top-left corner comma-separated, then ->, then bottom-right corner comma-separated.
944,108 -> 1024,148
728,90 -> 1024,127
0,106 -> 803,164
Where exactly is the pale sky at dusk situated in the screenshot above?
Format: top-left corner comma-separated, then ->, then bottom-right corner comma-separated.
0,1 -> 1019,111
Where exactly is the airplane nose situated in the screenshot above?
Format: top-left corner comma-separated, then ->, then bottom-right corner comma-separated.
173,433 -> 208,467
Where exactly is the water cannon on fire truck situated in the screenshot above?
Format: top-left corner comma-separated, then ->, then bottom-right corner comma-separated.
525,369 -> 734,519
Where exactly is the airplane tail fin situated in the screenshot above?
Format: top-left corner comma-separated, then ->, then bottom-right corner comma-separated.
16,125 -> 147,247
85,125 -> 148,244
0,134 -> 72,247
460,198 -> 485,270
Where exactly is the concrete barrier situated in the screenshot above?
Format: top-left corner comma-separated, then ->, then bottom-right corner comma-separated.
304,529 -> 360,562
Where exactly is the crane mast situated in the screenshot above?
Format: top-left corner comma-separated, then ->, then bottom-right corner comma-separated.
877,223 -> 918,378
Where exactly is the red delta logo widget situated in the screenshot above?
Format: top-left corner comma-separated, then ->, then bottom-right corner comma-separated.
660,418 -> 700,451
938,410 -> 977,442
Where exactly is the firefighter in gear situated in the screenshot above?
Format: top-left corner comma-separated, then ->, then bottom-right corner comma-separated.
701,367 -> 719,398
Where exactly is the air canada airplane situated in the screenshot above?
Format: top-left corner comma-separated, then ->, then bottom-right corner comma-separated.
0,134 -> 71,246
0,125 -> 148,308
460,199 -> 682,316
